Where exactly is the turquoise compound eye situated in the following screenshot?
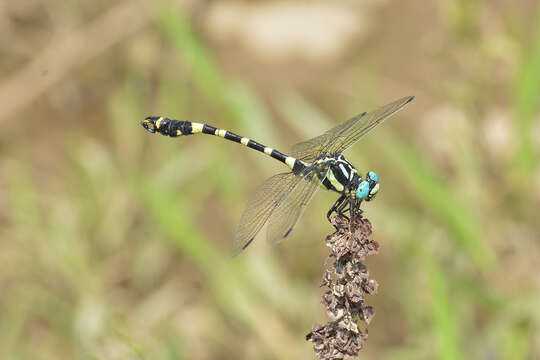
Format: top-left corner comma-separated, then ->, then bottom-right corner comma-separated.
368,171 -> 378,183
356,181 -> 370,200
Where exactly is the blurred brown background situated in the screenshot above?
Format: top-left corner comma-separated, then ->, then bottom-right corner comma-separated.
1,0 -> 539,359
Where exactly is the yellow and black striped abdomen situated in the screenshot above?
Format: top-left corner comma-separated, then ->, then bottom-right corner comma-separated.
142,116 -> 300,171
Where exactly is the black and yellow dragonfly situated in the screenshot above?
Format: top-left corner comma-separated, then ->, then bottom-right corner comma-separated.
141,96 -> 414,256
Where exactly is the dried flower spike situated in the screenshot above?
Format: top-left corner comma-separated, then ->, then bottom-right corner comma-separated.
307,214 -> 379,359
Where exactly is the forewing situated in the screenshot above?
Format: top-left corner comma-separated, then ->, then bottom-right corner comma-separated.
290,96 -> 414,161
230,172 -> 299,257
327,96 -> 414,154
266,164 -> 329,244
290,112 -> 367,162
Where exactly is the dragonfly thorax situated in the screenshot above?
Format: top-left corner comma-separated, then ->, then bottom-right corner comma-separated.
319,154 -> 358,193
318,154 -> 379,202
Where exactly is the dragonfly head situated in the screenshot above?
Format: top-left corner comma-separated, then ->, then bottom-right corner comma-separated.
355,171 -> 379,201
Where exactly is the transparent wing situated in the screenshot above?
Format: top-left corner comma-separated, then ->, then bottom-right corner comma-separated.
327,96 -> 414,154
266,163 -> 329,244
290,112 -> 367,162
289,96 -> 414,161
230,172 -> 300,257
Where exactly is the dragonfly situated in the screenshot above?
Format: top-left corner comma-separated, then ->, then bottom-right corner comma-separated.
141,96 -> 414,256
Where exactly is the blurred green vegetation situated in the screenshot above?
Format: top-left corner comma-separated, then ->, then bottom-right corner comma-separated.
1,1 -> 539,359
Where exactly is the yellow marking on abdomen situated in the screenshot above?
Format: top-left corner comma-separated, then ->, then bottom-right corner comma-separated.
285,156 -> 296,169
191,123 -> 204,133
241,138 -> 250,146
264,147 -> 273,155
216,129 -> 227,137
155,117 -> 164,129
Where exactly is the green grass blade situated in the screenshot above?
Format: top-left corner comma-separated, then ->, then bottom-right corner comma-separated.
514,6 -> 540,176
135,175 -> 220,271
425,255 -> 463,360
502,319 -> 532,360
157,8 -> 224,101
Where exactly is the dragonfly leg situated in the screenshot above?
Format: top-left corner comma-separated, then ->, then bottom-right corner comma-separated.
349,198 -> 363,217
349,197 -> 358,216
327,194 -> 346,222
336,196 -> 350,219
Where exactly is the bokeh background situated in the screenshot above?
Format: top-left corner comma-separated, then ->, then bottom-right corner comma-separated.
1,0 -> 540,359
